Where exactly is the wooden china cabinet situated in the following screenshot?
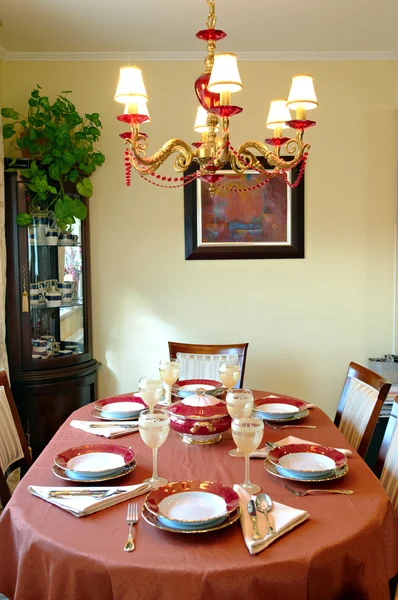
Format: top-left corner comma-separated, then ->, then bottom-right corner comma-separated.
4,158 -> 100,459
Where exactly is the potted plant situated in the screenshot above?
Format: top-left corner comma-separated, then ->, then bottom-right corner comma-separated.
1,85 -> 105,228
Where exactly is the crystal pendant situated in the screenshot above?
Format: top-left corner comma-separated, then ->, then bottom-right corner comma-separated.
195,72 -> 221,111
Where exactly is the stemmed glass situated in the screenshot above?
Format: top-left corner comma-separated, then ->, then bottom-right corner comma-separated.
232,416 -> 264,494
226,389 -> 254,457
138,376 -> 164,413
138,408 -> 170,488
159,359 -> 180,406
219,360 -> 241,393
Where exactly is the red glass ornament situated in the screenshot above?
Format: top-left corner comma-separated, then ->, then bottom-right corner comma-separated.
285,119 -> 316,130
117,114 -> 150,125
209,105 -> 243,118
119,132 -> 133,140
264,137 -> 290,147
195,72 -> 221,111
191,142 -> 203,148
200,174 -> 224,185
195,29 -> 227,41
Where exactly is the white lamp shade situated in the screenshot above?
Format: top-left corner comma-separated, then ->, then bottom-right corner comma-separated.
124,100 -> 150,120
114,66 -> 148,104
193,106 -> 219,133
286,74 -> 318,110
207,53 -> 243,94
265,99 -> 291,129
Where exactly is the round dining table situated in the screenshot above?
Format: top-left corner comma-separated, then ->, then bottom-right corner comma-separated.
0,391 -> 397,600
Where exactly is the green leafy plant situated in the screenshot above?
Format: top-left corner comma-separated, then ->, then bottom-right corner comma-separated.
1,85 -> 105,228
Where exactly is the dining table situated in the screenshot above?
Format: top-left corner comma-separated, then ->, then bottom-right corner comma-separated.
0,390 -> 397,600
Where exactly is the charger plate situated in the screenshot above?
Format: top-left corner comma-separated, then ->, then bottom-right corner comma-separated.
141,503 -> 241,533
264,460 -> 348,482
52,460 -> 137,483
91,408 -> 140,421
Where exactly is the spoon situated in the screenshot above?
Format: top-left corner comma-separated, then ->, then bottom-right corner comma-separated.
256,493 -> 276,535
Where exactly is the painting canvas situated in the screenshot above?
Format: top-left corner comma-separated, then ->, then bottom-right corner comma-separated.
184,158 -> 304,260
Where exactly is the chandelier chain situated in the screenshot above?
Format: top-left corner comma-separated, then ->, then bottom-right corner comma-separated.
206,0 -> 216,29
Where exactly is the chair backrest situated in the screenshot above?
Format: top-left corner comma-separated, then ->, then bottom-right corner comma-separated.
168,342 -> 249,387
334,362 -> 391,458
374,396 -> 398,515
0,370 -> 32,507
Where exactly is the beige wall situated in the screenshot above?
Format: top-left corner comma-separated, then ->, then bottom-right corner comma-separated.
2,60 -> 397,417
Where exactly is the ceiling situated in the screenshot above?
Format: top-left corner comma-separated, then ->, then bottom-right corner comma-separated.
0,0 -> 397,59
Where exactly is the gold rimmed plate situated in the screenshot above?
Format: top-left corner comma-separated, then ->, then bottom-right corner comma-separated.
52,460 -> 137,483
257,408 -> 309,423
264,460 -> 348,482
141,503 -> 241,533
91,408 -> 140,422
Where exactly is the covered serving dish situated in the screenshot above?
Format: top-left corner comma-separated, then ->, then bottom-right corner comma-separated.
167,390 -> 231,445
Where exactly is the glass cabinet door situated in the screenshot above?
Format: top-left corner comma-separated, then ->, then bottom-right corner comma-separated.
28,210 -> 85,361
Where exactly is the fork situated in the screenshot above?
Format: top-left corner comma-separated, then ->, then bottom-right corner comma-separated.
282,484 -> 354,496
263,421 -> 317,430
124,502 -> 138,552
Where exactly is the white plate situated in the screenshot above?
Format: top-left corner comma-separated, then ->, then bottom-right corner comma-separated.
265,460 -> 349,482
177,384 -> 217,392
257,408 -> 310,423
101,401 -> 144,415
66,451 -> 126,476
158,491 -> 227,523
278,452 -> 336,476
257,403 -> 299,418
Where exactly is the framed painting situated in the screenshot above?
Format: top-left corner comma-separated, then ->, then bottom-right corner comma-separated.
184,157 -> 304,260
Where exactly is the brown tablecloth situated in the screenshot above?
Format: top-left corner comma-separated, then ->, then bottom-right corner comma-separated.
0,392 -> 397,600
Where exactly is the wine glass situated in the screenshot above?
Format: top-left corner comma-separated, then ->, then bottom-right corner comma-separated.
138,408 -> 170,488
138,376 -> 164,413
219,360 -> 241,393
226,389 -> 254,457
232,416 -> 264,494
159,359 -> 180,406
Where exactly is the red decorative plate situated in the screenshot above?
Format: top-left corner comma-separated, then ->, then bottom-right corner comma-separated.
94,394 -> 147,414
144,480 -> 240,522
54,443 -> 136,473
267,444 -> 347,470
253,396 -> 307,415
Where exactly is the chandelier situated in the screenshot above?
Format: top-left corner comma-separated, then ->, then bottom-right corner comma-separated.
114,0 -> 318,196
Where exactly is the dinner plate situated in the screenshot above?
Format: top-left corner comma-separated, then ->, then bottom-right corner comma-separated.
172,380 -> 224,398
91,408 -> 140,421
141,503 -> 241,533
54,444 -> 136,476
267,443 -> 347,471
264,460 -> 349,482
52,460 -> 137,482
94,395 -> 147,419
253,396 -> 308,420
257,408 -> 310,423
145,481 -> 240,524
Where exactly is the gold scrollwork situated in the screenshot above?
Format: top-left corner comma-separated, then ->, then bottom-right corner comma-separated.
190,421 -> 217,434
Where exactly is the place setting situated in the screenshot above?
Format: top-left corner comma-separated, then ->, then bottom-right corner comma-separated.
253,394 -> 316,429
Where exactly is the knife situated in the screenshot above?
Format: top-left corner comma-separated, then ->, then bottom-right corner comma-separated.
89,423 -> 138,428
48,489 -> 125,498
247,500 -> 262,541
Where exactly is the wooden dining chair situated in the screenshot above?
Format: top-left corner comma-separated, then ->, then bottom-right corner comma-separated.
0,370 -> 32,508
334,362 -> 391,458
374,396 -> 398,515
168,342 -> 249,387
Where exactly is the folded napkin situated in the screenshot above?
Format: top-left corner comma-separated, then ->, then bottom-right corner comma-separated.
248,435 -> 352,459
28,482 -> 151,517
234,484 -> 309,554
70,420 -> 139,438
260,394 -> 314,409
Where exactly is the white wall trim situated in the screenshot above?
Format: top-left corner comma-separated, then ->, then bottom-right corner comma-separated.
0,49 -> 397,62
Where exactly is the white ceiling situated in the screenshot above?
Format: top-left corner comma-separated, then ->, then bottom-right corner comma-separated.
0,0 -> 397,59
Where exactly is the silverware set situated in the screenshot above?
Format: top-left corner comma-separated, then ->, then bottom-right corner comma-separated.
124,502 -> 139,552
248,493 -> 276,540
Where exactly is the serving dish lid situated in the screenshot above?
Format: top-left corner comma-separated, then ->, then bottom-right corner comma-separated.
167,393 -> 229,420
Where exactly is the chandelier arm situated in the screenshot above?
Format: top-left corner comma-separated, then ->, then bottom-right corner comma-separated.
128,129 -> 196,174
232,138 -> 310,172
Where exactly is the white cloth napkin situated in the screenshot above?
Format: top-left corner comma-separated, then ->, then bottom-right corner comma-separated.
70,420 -> 139,438
234,485 -> 308,554
28,482 -> 151,517
248,435 -> 352,459
260,394 -> 314,409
